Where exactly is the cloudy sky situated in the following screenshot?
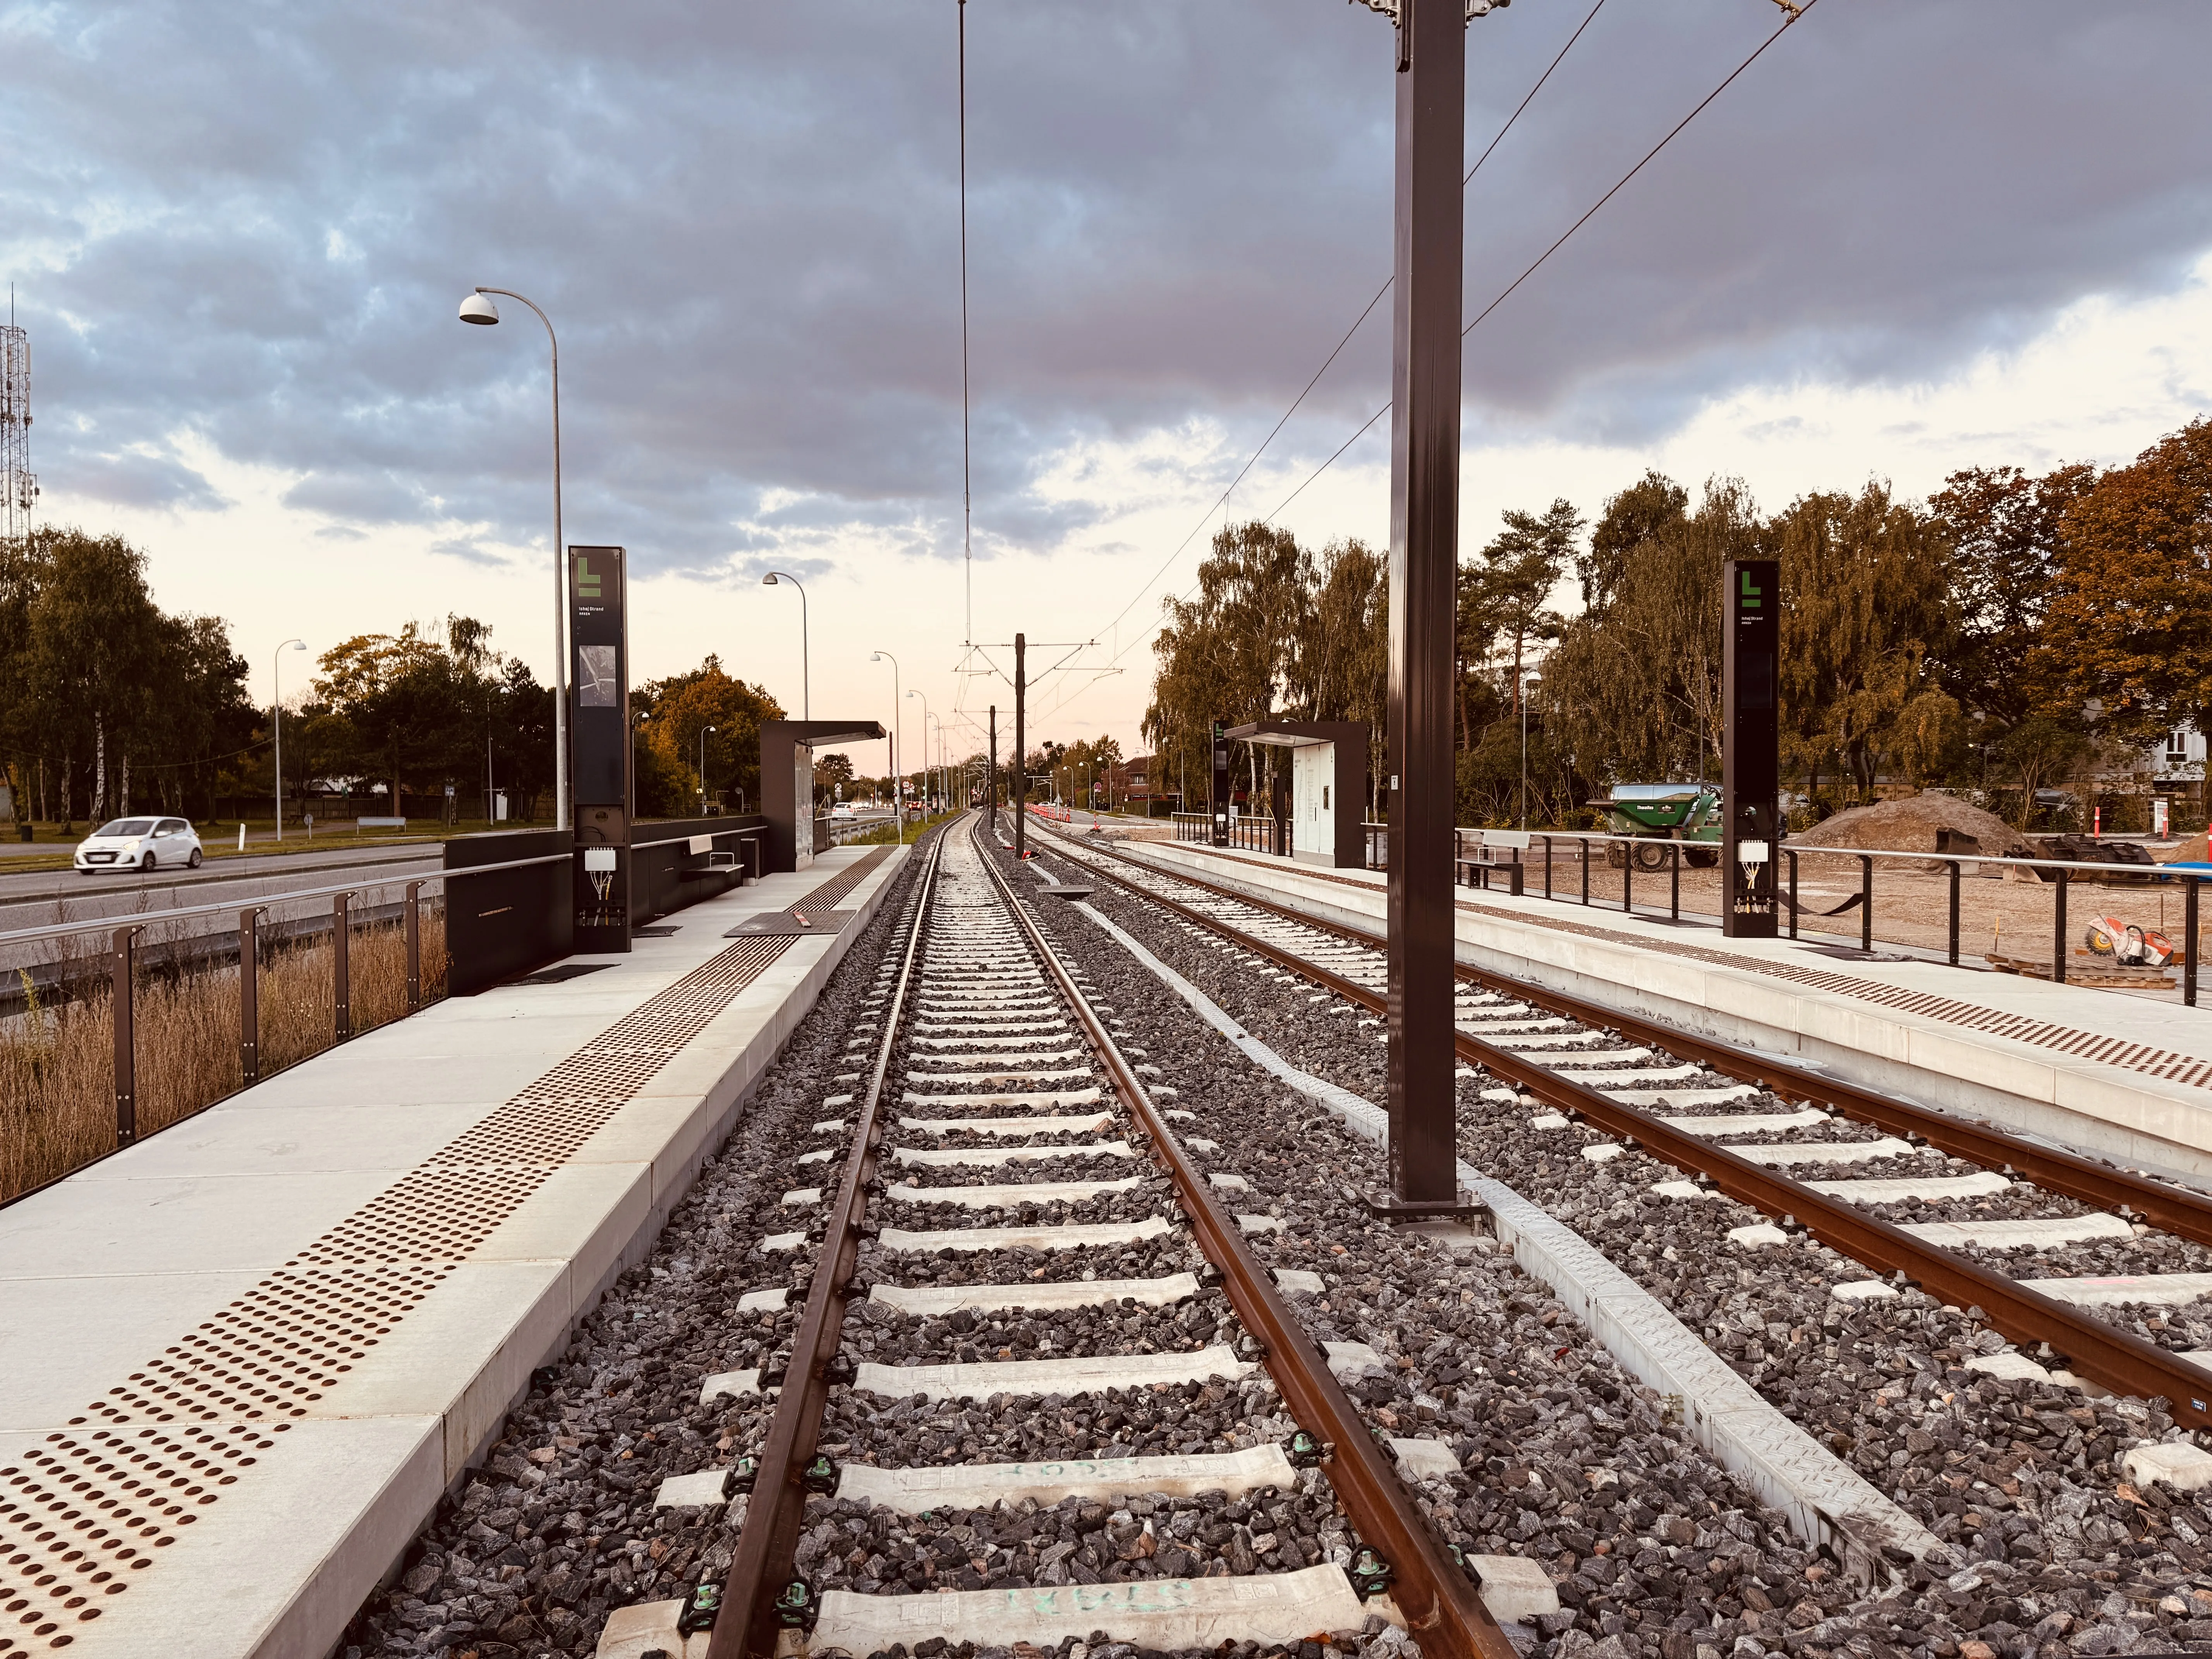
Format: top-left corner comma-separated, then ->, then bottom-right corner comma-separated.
7,0 -> 2211,772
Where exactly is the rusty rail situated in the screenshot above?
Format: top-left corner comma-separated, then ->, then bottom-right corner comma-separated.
980,829 -> 1514,1659
1039,828 -> 2212,1426
708,818 -> 949,1659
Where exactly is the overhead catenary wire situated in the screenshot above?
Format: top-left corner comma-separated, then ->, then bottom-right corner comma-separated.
1036,0 -> 1817,727
1079,0 -> 1612,673
958,0 -> 975,647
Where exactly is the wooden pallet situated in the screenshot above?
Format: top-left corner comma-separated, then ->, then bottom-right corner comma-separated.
1985,951 -> 2176,988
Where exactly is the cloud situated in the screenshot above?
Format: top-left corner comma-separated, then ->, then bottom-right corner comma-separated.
60,445 -> 229,512
2,0 -> 2209,598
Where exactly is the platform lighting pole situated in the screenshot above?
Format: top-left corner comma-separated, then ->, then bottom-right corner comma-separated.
699,725 -> 715,813
457,287 -> 568,829
763,572 -> 809,720
272,638 -> 305,840
907,690 -> 931,816
1381,0 -> 1473,1215
871,651 -> 903,843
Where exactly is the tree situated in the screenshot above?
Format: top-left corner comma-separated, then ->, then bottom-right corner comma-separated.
18,529 -> 168,821
1470,498 -> 1582,716
1579,470 -> 1690,616
1774,482 -> 1954,801
2038,418 -> 2212,748
1928,461 -> 2094,728
637,655 -> 785,814
312,624 -> 476,809
1543,480 -> 1760,792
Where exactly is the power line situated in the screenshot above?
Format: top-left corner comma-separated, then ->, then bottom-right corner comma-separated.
1082,0 -> 1609,663
1036,0 -> 1817,727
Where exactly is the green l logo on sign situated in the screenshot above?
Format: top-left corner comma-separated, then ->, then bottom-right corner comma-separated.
575,556 -> 602,599
1740,570 -> 1762,610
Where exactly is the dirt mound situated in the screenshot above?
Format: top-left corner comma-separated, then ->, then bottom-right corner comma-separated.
1791,794 -> 2036,861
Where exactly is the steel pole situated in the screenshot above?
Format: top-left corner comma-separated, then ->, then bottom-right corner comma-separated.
112,926 -> 141,1147
474,289 -> 566,830
1013,634 -> 1027,860
239,907 -> 263,1084
1381,0 -> 1465,1212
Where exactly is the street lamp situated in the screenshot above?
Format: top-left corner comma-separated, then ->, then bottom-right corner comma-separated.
871,651 -> 902,844
699,725 -> 716,813
273,638 -> 306,841
458,285 -> 569,831
763,571 -> 809,720
906,690 -> 932,816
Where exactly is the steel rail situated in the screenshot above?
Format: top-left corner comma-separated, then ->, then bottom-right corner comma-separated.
1051,828 -> 2212,1244
709,818 -> 951,1659
980,825 -> 1515,1659
1034,829 -> 2212,1426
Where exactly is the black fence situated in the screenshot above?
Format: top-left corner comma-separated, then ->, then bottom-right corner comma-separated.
631,816 -> 767,924
444,829 -> 574,996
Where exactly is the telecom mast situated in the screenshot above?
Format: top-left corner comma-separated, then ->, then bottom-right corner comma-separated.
2,293 -> 36,544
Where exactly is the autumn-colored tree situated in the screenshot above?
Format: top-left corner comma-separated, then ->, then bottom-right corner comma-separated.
637,655 -> 785,814
2038,418 -> 2212,748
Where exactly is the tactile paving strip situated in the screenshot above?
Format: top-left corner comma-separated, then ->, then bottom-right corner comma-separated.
0,851 -> 895,1652
1160,842 -> 2212,1091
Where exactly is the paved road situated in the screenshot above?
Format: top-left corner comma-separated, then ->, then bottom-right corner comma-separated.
0,843 -> 444,973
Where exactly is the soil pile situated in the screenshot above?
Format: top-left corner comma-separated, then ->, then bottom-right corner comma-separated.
1790,793 -> 2037,867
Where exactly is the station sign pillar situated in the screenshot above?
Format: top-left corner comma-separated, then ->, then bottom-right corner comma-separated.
1723,558 -> 1780,938
569,544 -> 631,953
1210,720 -> 1230,847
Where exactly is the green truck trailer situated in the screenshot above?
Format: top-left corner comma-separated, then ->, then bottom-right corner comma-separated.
1586,782 -> 1724,870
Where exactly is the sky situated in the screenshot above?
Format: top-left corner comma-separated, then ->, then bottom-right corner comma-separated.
6,0 -> 2212,780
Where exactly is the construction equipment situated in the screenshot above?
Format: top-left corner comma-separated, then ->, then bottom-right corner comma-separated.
1587,782 -> 1724,871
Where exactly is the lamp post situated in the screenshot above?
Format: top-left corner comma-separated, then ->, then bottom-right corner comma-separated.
907,690 -> 932,817
630,711 -> 648,820
273,638 -> 305,841
699,724 -> 716,814
763,571 -> 809,720
457,285 -> 569,830
871,651 -> 902,844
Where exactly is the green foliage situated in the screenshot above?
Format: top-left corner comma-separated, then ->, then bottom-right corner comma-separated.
0,526 -> 255,823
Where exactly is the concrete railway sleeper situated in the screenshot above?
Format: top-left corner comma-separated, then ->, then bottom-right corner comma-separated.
683,815 -> 1515,1659
1012,822 -> 2212,1652
1024,826 -> 2212,1424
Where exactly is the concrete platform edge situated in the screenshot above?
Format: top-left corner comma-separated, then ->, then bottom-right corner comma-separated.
299,844 -> 911,1659
1116,839 -> 2212,1194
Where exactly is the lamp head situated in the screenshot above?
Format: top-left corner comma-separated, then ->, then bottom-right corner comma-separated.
762,572 -> 780,587
290,640 -> 306,652
457,291 -> 500,326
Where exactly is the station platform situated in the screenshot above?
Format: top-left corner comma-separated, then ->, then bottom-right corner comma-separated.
1101,836 -> 2212,1188
0,843 -> 907,1659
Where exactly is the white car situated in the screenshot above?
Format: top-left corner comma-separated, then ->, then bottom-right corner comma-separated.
830,803 -> 855,820
75,816 -> 204,874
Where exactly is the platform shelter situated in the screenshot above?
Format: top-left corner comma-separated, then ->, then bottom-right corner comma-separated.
1224,720 -> 1368,869
761,719 -> 887,872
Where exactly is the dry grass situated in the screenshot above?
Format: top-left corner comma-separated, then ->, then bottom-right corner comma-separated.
0,911 -> 448,1204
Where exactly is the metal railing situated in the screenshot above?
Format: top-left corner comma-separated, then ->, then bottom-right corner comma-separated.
1170,810 -> 1394,869
1450,830 -> 2212,1006
7,850 -> 570,1170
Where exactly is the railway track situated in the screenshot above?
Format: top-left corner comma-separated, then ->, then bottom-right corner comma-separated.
1024,822 -> 2212,1417
694,814 -> 1506,1659
340,814 -> 2212,1659
1015,823 -> 2212,1611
